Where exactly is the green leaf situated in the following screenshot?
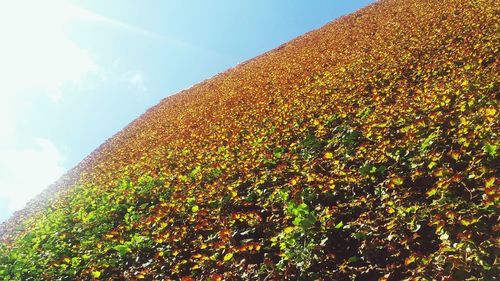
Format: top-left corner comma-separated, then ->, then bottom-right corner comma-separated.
113,245 -> 130,257
186,197 -> 196,205
279,190 -> 289,201
360,164 -> 377,176
189,166 -> 201,177
348,256 -> 360,263
335,221 -> 344,229
356,107 -> 372,119
301,214 -> 316,228
131,234 -> 145,245
273,147 -> 285,158
71,257 -> 81,266
92,271 -> 101,278
82,212 -> 95,223
191,205 -> 199,212
483,143 -> 497,157
420,133 -> 437,151
352,232 -> 366,240
292,217 -> 302,226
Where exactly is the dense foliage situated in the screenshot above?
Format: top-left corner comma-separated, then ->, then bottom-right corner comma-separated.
1,0 -> 498,279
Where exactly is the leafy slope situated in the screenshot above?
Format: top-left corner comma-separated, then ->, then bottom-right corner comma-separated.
1,0 -> 499,279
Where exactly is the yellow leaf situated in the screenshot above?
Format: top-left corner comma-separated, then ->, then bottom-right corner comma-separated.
485,177 -> 496,188
426,188 -> 438,197
485,107 -> 496,117
324,152 -> 333,159
223,253 -> 233,262
392,176 -> 403,185
405,255 -> 416,266
284,227 -> 295,234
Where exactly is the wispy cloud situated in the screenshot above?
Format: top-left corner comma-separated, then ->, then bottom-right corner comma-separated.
128,70 -> 148,92
68,2 -> 207,53
0,138 -> 64,212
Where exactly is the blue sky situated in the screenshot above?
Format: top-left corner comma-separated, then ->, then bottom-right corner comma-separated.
0,0 -> 375,222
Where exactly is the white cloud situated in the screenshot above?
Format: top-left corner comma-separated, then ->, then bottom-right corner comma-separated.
0,138 -> 64,212
128,70 -> 148,92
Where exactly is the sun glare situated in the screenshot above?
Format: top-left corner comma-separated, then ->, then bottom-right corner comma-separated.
0,0 -> 97,101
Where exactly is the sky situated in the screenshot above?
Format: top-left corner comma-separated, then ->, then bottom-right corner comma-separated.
0,0 -> 375,222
